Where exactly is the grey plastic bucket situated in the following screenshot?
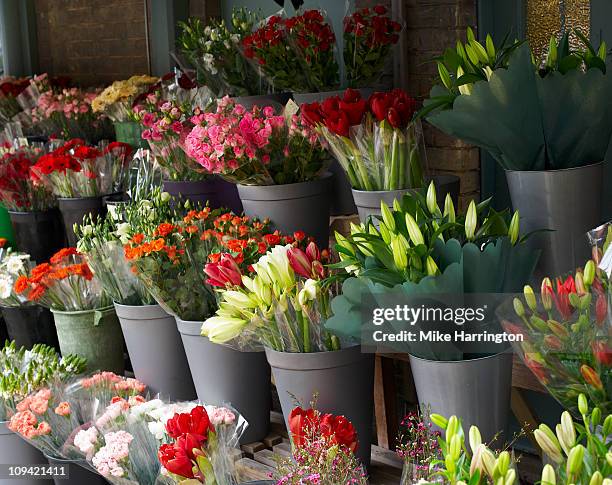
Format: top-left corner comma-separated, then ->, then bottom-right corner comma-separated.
1,305 -> 59,350
45,455 -> 108,485
352,174 -> 460,223
292,88 -> 374,105
8,209 -> 65,263
231,93 -> 293,110
162,179 -> 218,208
57,197 -> 106,247
505,163 -> 603,280
115,303 -> 196,400
176,318 -> 271,443
265,346 -> 374,467
237,173 -> 333,248
409,351 -> 513,446
0,421 -> 52,484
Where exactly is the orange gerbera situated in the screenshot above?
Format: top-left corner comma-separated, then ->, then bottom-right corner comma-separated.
0,238 -> 7,248
27,285 -> 46,302
50,248 -> 78,264
48,268 -> 69,280
14,275 -> 29,294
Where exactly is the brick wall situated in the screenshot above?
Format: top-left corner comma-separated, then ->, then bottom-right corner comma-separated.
188,0 -> 221,20
35,0 -> 149,87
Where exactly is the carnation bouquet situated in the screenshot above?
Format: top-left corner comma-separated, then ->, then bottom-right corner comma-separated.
92,75 -> 159,122
497,260 -> 611,415
14,247 -> 110,311
32,138 -> 132,198
0,248 -> 35,307
184,97 -> 330,185
177,8 -> 263,96
242,10 -> 339,93
343,6 -> 402,88
302,88 -> 424,191
0,144 -> 56,211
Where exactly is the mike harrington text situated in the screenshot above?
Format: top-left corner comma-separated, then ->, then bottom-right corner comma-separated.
371,329 -> 524,343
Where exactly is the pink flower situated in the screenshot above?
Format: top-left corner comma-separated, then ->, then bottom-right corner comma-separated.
54,402 -> 71,416
142,112 -> 155,127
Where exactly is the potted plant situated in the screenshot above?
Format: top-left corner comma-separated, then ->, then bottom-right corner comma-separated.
32,139 -> 133,246
75,189 -> 197,401
0,342 -> 86,485
14,247 -> 125,373
422,29 -> 612,278
0,145 -> 64,262
91,74 -> 159,149
184,97 -> 332,248
302,88 -> 460,221
326,184 -> 539,444
202,241 -> 375,467
0,246 -> 58,349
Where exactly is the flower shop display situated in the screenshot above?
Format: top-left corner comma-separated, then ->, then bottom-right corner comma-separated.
326,184 -> 538,443
177,9 -> 264,96
498,260 -> 611,415
0,144 -> 65,262
203,242 -> 374,466
0,246 -> 59,349
184,97 -> 332,247
423,30 -> 612,278
343,6 -> 402,88
15,247 -> 125,373
33,138 -> 133,246
274,405 -> 367,484
396,410 -> 440,484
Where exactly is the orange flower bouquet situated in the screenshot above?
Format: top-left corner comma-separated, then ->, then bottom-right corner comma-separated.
14,247 -> 109,311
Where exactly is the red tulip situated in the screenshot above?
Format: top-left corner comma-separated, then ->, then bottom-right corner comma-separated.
339,96 -> 366,126
320,96 -> 341,116
595,293 -> 608,326
300,102 -> 323,126
287,242 -> 326,280
387,106 -> 402,128
158,443 -> 195,478
204,253 -> 242,288
288,406 -> 320,448
324,110 -> 350,137
320,413 -> 359,453
592,341 -> 612,366
165,405 -> 213,441
368,92 -> 391,121
176,434 -> 202,461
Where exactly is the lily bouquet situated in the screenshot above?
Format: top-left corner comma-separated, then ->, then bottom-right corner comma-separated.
32,139 -> 133,198
343,6 -> 402,88
14,247 -> 109,311
92,75 -> 159,122
184,97 -> 329,185
302,88 -> 424,191
0,248 -> 35,307
202,241 -> 340,353
498,261 -> 611,415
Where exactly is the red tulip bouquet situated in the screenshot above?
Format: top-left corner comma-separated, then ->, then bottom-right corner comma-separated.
343,6 -> 402,88
276,405 -> 366,484
242,10 -> 339,93
32,139 -> 132,198
184,97 -> 329,185
302,88 -> 424,191
498,260 -> 611,415
0,77 -> 30,122
0,145 -> 56,211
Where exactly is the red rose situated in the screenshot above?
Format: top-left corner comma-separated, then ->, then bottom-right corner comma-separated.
288,406 -> 320,448
368,92 -> 391,122
158,443 -> 194,478
324,110 -> 350,137
263,233 -> 281,246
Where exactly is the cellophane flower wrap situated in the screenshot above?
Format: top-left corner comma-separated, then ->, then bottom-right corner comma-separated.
0,77 -> 30,122
184,97 -> 329,185
178,8 -> 264,96
276,405 -> 366,484
302,88 -> 425,191
14,247 -> 110,311
497,260 -> 611,416
0,341 -> 86,422
343,6 -> 402,88
92,75 -> 159,122
157,404 -> 247,484
32,138 -> 133,198
0,247 -> 35,307
203,241 -> 341,353
133,75 -> 214,181
0,144 -> 56,211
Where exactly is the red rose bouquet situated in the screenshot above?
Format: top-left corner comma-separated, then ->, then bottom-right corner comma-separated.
242,10 -> 339,93
0,77 -> 30,122
303,88 -> 424,191
498,260 -> 611,415
276,405 -> 366,484
184,97 -> 329,185
14,247 -> 109,311
32,139 -> 132,198
0,146 -> 56,211
343,5 -> 402,88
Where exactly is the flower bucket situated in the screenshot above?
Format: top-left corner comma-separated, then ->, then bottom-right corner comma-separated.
176,318 -> 271,443
1,305 -> 59,350
57,197 -> 106,247
352,174 -> 461,223
51,306 -> 125,374
8,209 -> 65,263
237,173 -> 333,248
0,421 -> 52,485
409,351 -> 513,446
265,346 -> 375,467
114,303 -> 196,400
230,92 -> 293,110
213,177 -> 243,214
113,121 -> 147,149
505,162 -> 603,280
45,455 -> 108,485
292,88 -> 374,105
162,179 -> 218,208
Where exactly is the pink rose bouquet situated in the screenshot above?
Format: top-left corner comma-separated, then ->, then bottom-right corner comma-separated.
184,97 -> 330,185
